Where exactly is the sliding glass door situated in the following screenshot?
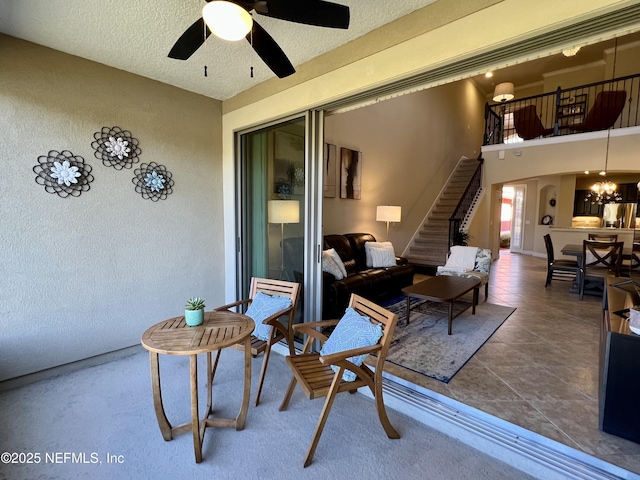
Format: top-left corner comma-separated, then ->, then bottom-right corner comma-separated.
236,112 -> 323,331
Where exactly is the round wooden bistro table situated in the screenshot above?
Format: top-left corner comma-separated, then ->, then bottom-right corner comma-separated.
141,310 -> 254,463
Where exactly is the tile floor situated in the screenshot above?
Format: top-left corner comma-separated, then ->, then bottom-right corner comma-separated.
382,251 -> 640,474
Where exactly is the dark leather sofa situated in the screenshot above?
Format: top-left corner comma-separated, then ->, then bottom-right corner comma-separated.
282,233 -> 414,319
322,233 -> 414,319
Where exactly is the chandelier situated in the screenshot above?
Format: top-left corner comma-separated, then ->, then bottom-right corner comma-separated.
585,180 -> 622,205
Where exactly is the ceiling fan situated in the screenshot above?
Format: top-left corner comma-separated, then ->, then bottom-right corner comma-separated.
168,0 -> 350,78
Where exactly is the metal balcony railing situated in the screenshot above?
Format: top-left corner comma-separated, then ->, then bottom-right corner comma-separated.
483,73 -> 640,146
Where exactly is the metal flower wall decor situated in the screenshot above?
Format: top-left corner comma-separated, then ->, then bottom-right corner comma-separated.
132,162 -> 174,201
91,126 -> 141,170
33,150 -> 94,198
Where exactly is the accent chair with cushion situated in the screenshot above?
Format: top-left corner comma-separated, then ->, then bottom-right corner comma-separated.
570,90 -> 627,132
514,105 -> 554,140
436,246 -> 492,300
279,294 -> 399,467
215,277 -> 300,406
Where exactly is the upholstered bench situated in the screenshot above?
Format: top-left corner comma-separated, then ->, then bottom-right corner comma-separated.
436,246 -> 492,300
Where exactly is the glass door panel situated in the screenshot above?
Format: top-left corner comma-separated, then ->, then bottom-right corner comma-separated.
237,117 -> 306,320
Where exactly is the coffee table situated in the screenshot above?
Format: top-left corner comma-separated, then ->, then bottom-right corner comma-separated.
401,276 -> 481,335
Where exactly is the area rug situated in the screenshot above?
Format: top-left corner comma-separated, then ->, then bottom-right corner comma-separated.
380,296 -> 516,383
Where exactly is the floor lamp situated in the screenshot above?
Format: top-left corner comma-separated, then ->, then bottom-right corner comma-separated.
268,200 -> 300,280
376,205 -> 401,241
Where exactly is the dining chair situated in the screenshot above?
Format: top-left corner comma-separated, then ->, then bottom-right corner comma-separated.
215,277 -> 300,406
580,240 -> 623,299
543,234 -> 580,287
588,233 -> 618,242
279,294 -> 399,467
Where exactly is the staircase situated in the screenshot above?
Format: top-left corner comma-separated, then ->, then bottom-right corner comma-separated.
405,157 -> 482,268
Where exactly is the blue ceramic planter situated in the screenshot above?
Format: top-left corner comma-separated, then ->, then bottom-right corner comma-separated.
185,309 -> 204,327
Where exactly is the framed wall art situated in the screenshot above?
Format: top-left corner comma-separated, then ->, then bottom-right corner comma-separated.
274,130 -> 304,198
323,143 -> 337,198
340,147 -> 362,199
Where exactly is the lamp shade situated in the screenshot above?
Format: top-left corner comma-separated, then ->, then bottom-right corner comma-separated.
202,1 -> 253,41
268,200 -> 300,224
376,205 -> 401,223
492,82 -> 514,102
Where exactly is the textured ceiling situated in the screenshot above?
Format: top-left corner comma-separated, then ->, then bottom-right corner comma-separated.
0,0 -> 438,100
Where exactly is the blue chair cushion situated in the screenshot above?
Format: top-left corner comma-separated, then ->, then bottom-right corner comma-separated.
320,307 -> 382,382
245,292 -> 292,341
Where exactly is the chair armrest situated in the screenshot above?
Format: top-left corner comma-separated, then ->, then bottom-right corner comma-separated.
292,319 -> 340,343
319,343 -> 382,365
214,298 -> 251,311
260,305 -> 294,326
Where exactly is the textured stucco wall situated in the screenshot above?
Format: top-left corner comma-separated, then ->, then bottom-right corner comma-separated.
0,36 -> 224,381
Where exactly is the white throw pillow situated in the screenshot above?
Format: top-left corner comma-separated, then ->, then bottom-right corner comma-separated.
370,244 -> 397,268
326,248 -> 348,278
322,250 -> 344,280
364,241 -> 393,267
444,246 -> 478,270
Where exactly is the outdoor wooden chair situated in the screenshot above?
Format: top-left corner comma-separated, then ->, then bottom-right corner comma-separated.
580,240 -> 623,299
215,277 -> 300,406
279,294 -> 399,467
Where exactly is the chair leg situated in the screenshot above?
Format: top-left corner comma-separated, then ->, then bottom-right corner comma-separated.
279,374 -> 298,411
545,269 -> 552,287
254,338 -> 273,407
303,371 -> 343,468
373,376 -> 400,439
484,282 -> 488,301
579,271 -> 585,300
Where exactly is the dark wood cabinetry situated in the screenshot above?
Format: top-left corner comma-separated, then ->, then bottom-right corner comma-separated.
573,183 -> 639,216
574,190 -> 603,216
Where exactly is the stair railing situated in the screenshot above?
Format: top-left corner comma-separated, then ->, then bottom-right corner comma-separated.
448,157 -> 483,248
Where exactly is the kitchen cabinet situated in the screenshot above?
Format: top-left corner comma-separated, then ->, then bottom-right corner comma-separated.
574,190 -> 604,216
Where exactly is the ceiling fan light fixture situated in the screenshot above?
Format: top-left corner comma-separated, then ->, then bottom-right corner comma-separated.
203,1 -> 253,42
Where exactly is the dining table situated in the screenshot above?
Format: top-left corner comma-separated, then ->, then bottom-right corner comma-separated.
141,310 -> 254,463
561,242 -> 636,295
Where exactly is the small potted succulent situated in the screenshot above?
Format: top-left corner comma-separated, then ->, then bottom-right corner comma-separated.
184,297 -> 205,327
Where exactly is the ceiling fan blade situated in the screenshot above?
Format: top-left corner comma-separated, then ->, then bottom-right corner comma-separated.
247,20 -> 295,78
168,18 -> 211,60
259,0 -> 349,29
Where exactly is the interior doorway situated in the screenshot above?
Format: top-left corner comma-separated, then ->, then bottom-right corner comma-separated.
500,186 -> 513,250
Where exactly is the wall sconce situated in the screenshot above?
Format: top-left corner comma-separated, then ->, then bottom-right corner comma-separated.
492,82 -> 515,103
376,205 -> 401,241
